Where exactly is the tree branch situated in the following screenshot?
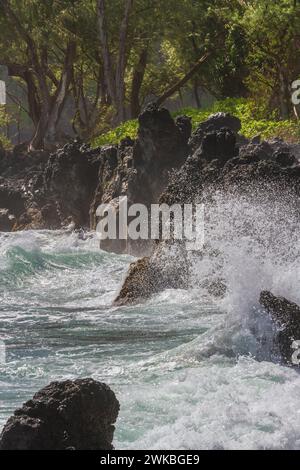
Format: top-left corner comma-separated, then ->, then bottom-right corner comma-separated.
156,52 -> 210,106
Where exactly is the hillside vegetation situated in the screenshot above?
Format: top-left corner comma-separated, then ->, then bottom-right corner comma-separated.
92,98 -> 300,147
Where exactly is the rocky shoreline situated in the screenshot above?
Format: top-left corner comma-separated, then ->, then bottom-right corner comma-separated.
1,105 -> 300,448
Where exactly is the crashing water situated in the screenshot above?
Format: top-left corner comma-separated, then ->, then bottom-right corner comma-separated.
0,190 -> 300,449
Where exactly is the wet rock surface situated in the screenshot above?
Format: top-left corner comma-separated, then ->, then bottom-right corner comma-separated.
260,291 -> 300,365
0,142 -> 102,231
91,104 -> 191,255
0,104 -> 191,253
1,105 -> 299,302
115,243 -> 189,305
188,112 -> 241,153
0,378 -> 119,450
116,113 -> 299,304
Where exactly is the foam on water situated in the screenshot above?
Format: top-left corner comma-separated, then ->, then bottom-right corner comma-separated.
0,187 -> 299,449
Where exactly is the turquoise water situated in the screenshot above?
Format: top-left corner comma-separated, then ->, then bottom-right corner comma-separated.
0,191 -> 300,450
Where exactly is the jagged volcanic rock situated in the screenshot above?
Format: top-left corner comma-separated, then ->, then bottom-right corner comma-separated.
189,112 -> 241,152
91,104 -> 192,255
260,291 -> 300,365
116,119 -> 300,304
0,140 -> 102,231
44,140 -> 102,229
115,242 -> 189,305
0,378 -> 119,450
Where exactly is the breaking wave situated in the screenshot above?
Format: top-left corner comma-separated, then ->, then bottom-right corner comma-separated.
0,186 -> 299,449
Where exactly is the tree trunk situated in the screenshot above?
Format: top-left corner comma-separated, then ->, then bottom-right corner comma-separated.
23,71 -> 41,127
130,47 -> 148,118
193,79 -> 201,108
97,0 -> 134,124
2,1 -> 75,150
97,0 -> 118,106
278,68 -> 290,119
29,104 -> 50,150
44,41 -> 76,145
6,64 -> 41,126
115,0 -> 133,122
30,42 -> 76,150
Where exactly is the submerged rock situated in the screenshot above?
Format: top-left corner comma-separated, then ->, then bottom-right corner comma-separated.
0,378 -> 119,450
260,291 -> 300,364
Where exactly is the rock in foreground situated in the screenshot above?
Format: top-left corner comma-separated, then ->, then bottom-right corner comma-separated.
260,291 -> 300,364
0,378 -> 119,450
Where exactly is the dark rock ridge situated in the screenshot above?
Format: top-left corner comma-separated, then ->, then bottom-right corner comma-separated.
0,378 -> 119,450
188,111 -> 241,152
44,141 -> 102,229
115,115 -> 300,305
90,103 -> 191,255
0,142 -> 103,231
260,291 -> 300,365
1,104 -> 299,259
0,104 -> 191,255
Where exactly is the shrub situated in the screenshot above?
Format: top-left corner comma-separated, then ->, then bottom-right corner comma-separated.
91,98 -> 300,147
92,119 -> 138,147
0,105 -> 12,150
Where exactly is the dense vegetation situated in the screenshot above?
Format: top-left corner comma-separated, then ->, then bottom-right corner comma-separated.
0,0 -> 300,150
92,98 -> 300,146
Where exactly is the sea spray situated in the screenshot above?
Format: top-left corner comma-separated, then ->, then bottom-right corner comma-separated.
0,183 -> 299,449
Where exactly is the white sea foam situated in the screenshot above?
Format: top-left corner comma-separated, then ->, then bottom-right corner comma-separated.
0,187 -> 299,449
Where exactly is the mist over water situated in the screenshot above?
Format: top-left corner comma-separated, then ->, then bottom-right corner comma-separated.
0,187 -> 299,449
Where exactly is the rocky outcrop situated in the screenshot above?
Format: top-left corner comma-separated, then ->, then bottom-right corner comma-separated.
188,112 -> 241,152
91,104 -> 192,255
44,140 -> 102,228
0,103 -> 194,255
115,242 -> 189,305
0,378 -> 119,450
260,291 -> 300,364
115,257 -> 160,304
0,140 -> 103,231
116,115 -> 300,304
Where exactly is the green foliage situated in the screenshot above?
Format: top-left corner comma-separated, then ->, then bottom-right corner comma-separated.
235,0 -> 300,118
0,105 -> 12,149
176,98 -> 300,141
1,0 -> 300,143
92,119 -> 138,146
92,98 -> 300,147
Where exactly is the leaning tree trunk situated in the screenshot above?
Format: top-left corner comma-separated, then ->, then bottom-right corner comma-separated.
97,0 -> 118,107
29,103 -> 50,150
